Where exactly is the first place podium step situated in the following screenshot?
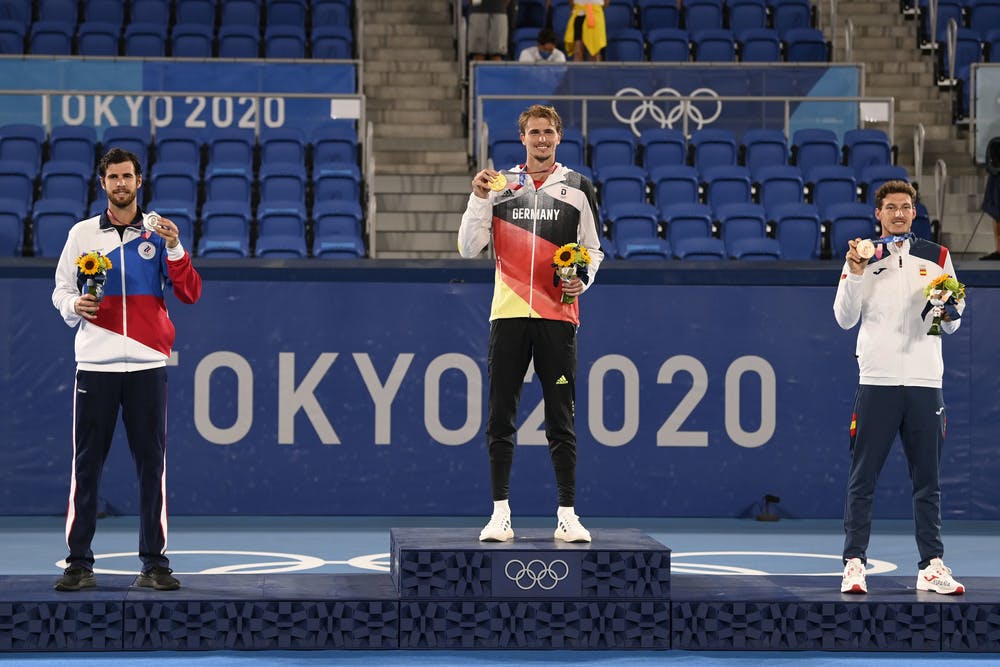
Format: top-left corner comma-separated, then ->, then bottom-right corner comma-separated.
390,527 -> 672,649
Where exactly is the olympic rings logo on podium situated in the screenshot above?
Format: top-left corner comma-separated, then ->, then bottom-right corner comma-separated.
611,87 -> 723,136
504,558 -> 570,590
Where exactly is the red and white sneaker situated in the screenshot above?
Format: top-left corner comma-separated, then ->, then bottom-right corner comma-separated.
917,558 -> 965,595
841,557 -> 867,594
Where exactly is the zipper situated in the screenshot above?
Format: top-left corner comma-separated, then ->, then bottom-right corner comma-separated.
118,235 -> 128,364
528,185 -> 537,316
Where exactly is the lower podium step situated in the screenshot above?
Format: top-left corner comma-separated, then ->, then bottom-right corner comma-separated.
390,527 -> 672,649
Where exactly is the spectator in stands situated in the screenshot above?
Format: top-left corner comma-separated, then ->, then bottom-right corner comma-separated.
564,0 -> 609,61
519,27 -> 567,63
459,104 -> 603,545
834,180 -> 966,597
50,148 -> 202,593
467,0 -> 511,60
980,137 -> 1000,260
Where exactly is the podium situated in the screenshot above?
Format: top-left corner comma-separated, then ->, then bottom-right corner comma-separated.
391,527 -> 672,649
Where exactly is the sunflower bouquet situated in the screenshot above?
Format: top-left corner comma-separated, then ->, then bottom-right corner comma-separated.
76,251 -> 113,302
552,242 -> 591,304
923,273 -> 965,336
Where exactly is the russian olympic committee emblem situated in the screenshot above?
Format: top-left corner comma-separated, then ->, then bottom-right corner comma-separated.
611,87 -> 723,136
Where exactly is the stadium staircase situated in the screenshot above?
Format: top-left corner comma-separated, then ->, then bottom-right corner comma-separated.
362,0 -> 473,258
820,0 -> 989,256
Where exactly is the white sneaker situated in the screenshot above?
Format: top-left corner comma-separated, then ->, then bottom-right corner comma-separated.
554,511 -> 591,543
479,512 -> 513,542
841,557 -> 867,594
917,557 -> 965,595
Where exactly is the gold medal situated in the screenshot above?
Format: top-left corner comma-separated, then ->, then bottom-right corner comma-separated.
856,239 -> 875,259
488,172 -> 507,191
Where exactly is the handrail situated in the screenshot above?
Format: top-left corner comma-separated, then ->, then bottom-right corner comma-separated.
946,18 -> 958,84
913,123 -> 925,187
928,0 -> 939,50
843,18 -> 854,63
934,158 -> 947,225
828,0 -> 838,58
473,93 -> 895,169
365,120 -> 377,258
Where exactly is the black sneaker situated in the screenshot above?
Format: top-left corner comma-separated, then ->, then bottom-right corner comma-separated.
137,566 -> 180,591
54,566 -> 96,592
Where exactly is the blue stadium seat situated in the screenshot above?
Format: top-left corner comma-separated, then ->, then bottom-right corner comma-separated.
220,0 -> 261,26
77,21 -> 120,56
692,28 -> 736,61
639,127 -> 686,171
512,26 -> 538,58
564,163 -> 593,181
198,201 -> 252,258
0,123 -> 45,171
145,199 -> 196,250
738,27 -> 782,62
673,236 -> 727,259
101,126 -> 150,174
919,0 -> 963,46
83,0 -> 125,25
218,24 -> 259,58
770,202 -> 822,259
312,200 -> 366,259
605,27 -> 646,61
255,207 -> 308,258
154,129 -> 203,166
314,162 -> 362,203
516,0 -> 548,28
727,0 -> 767,29
661,202 -> 714,247
259,163 -> 308,203
843,128 -> 893,181
827,202 -> 876,258
312,0 -> 352,30
596,165 -> 648,218
0,20 -> 25,54
204,168 -> 253,206
783,27 -> 829,62
689,127 -> 739,174
702,164 -> 752,211
265,25 -> 307,58
0,197 -> 28,256
32,197 -> 86,257
313,121 -> 360,166
860,164 -> 910,204
755,164 -> 804,216
130,0 -> 170,24
937,27 -> 982,86
551,3 -> 573,39
312,25 -> 353,59
170,22 -> 214,58
608,202 -> 671,259
588,126 -> 638,177
0,160 -> 37,210
807,165 -> 857,219
124,23 -> 167,57
769,0 -> 813,36
791,128 -> 841,180
728,236 -> 782,260
149,161 -> 200,204
50,125 -> 99,170
260,127 -> 308,165
912,202 -> 934,240
558,128 -> 586,166
649,164 -> 700,206
489,135 -> 524,169
38,0 -> 78,23
970,1 -> 1000,35
715,202 -> 767,248
30,21 -> 74,55
175,0 -> 217,25
684,0 -> 724,31
267,0 -> 308,27
0,0 -> 31,24
648,27 -> 690,61
637,0 -> 680,33
987,29 -> 1000,62
206,129 -> 256,175
41,160 -> 92,205
741,128 -> 788,178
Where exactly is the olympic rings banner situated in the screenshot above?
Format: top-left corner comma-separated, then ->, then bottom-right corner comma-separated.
474,63 -> 860,144
1,263 -> 998,520
0,58 -> 357,134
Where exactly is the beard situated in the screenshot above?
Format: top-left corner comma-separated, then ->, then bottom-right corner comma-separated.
108,189 -> 137,208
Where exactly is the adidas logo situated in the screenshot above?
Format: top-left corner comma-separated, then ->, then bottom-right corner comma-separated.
555,375 -> 568,385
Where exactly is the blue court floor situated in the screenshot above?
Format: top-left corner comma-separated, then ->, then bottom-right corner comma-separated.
1,515 -> 998,665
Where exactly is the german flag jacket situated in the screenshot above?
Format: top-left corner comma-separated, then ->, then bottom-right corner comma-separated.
53,210 -> 202,372
458,163 -> 604,326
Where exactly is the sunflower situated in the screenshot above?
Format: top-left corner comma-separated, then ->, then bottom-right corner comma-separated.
75,252 -> 112,275
924,273 -> 965,301
553,243 -> 578,268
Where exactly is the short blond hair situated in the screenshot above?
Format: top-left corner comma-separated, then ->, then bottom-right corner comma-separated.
518,104 -> 563,137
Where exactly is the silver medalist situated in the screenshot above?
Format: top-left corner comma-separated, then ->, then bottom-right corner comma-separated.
144,211 -> 161,233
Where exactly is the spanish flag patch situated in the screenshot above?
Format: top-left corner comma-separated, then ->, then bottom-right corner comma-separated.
919,265 -> 927,276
